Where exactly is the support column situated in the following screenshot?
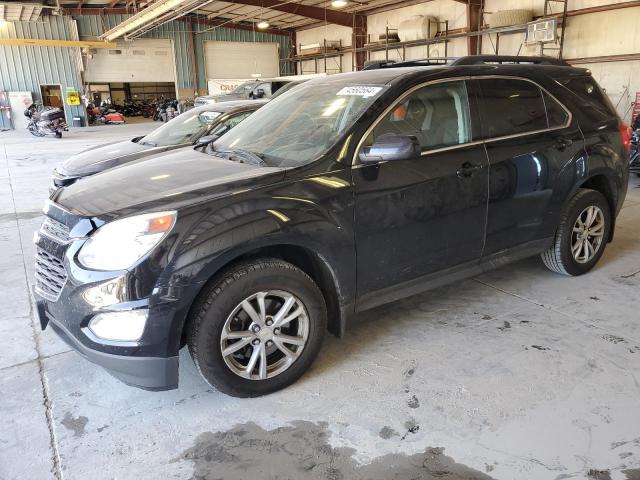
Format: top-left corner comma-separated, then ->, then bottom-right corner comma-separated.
467,1 -> 482,55
353,14 -> 367,71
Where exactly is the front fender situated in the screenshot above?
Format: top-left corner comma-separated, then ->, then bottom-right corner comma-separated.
157,169 -> 356,352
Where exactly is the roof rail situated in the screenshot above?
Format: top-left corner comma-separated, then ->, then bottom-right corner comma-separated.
362,55 -> 570,70
450,55 -> 570,66
362,57 -> 456,70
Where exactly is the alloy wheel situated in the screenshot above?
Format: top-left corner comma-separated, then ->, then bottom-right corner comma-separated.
220,290 -> 310,380
571,205 -> 605,264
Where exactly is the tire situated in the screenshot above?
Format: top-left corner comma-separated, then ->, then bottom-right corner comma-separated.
489,9 -> 533,28
187,258 -> 327,397
541,188 -> 611,276
55,131 -> 62,138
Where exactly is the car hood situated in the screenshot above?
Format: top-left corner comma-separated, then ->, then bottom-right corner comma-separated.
59,139 -> 171,177
55,148 -> 284,218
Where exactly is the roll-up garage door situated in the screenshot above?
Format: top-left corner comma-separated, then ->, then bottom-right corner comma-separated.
204,41 -> 279,79
84,39 -> 176,83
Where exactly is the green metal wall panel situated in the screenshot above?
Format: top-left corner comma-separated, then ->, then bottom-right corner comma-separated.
0,16 -> 85,129
0,14 -> 294,128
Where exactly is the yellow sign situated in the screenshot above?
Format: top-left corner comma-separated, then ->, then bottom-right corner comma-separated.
66,88 -> 80,106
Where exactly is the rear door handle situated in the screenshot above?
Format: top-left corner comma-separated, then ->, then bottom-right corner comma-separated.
456,161 -> 484,178
555,137 -> 573,151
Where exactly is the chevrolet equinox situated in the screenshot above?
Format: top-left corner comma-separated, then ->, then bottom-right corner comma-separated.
34,56 -> 630,397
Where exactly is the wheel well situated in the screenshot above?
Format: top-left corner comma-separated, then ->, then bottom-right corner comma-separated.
180,245 -> 343,346
579,174 -> 616,241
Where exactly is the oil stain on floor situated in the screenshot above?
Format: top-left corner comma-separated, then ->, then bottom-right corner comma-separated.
175,421 -> 495,480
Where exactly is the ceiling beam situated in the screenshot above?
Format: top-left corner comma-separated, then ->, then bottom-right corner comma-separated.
221,0 -> 363,28
0,38 -> 117,48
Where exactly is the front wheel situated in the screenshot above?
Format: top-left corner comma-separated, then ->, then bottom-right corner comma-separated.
55,131 -> 62,138
541,188 -> 611,276
187,259 -> 327,397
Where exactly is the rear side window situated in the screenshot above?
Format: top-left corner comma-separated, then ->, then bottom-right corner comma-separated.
543,91 -> 569,128
477,78 -> 548,137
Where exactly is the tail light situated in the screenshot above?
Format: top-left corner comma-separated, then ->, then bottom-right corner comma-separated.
620,123 -> 631,152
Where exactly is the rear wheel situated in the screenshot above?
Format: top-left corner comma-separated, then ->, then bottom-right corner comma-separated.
541,188 -> 611,276
187,258 -> 327,397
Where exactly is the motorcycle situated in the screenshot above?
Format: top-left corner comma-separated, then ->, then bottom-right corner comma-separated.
155,99 -> 178,122
87,103 -> 126,125
630,128 -> 640,177
24,103 -> 68,138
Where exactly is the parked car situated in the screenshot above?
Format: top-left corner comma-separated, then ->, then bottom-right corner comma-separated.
50,100 -> 266,193
194,79 -> 291,106
35,56 -> 629,397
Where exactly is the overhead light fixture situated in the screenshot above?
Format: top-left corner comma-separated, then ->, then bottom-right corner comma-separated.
256,21 -> 270,29
331,0 -> 348,8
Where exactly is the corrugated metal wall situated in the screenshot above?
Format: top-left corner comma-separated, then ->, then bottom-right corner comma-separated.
75,15 -> 294,92
0,14 -> 294,129
0,16 -> 85,129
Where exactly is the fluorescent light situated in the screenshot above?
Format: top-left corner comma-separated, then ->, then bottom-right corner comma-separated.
331,0 -> 348,8
256,21 -> 270,29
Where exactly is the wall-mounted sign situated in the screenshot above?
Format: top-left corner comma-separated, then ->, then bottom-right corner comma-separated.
66,87 -> 80,106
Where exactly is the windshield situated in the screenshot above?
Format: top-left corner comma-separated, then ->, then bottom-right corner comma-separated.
141,110 -> 222,146
213,83 -> 387,167
232,82 -> 258,95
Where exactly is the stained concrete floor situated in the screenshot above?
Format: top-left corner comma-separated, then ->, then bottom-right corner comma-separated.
1,123 -> 640,480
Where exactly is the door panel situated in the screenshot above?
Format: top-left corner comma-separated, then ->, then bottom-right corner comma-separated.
353,80 -> 489,300
474,78 -> 585,255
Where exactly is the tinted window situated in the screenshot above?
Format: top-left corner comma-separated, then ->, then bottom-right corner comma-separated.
543,91 -> 569,128
210,111 -> 253,137
364,80 -> 471,152
478,79 -> 547,138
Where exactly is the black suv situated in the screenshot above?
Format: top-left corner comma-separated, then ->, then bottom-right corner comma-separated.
34,56 -> 629,397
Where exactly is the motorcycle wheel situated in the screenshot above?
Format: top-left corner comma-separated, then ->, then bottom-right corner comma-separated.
55,131 -> 62,139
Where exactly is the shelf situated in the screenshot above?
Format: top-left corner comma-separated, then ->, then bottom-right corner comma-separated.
286,22 -> 531,65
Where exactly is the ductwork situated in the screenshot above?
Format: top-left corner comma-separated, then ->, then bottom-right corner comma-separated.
99,0 -> 208,41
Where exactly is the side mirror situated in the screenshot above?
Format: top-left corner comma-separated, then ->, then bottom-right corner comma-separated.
255,88 -> 265,99
196,134 -> 219,146
358,134 -> 421,163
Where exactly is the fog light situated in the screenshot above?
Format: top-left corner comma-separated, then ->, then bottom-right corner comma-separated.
87,310 -> 148,342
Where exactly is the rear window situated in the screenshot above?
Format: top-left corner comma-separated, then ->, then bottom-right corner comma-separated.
477,78 -> 548,138
559,76 -> 618,120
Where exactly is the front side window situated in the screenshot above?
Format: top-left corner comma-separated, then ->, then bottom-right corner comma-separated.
213,82 -> 387,167
140,109 -> 222,146
210,111 -> 253,137
362,80 -> 471,152
478,78 -> 547,138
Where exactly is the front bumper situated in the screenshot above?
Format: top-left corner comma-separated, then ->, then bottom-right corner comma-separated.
33,203 -> 184,391
37,299 -> 178,390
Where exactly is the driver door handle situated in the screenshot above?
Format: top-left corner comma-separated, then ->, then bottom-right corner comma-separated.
456,161 -> 484,179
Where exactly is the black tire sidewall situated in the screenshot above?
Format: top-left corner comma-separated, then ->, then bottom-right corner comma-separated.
558,190 -> 611,276
192,262 -> 326,397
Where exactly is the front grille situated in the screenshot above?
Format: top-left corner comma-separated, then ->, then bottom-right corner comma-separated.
35,247 -> 67,301
40,217 -> 70,244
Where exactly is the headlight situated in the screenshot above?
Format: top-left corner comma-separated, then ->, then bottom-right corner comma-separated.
78,211 -> 176,271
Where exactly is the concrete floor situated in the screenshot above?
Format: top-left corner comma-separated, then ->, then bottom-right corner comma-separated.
1,123 -> 640,480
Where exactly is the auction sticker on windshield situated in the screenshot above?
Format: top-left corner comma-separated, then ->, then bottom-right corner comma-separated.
336,86 -> 382,98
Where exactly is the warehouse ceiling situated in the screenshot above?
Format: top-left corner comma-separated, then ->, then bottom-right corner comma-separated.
0,2 -> 43,21
45,0 -> 423,30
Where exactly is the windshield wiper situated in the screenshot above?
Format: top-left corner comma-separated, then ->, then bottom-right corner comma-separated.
213,148 -> 267,166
